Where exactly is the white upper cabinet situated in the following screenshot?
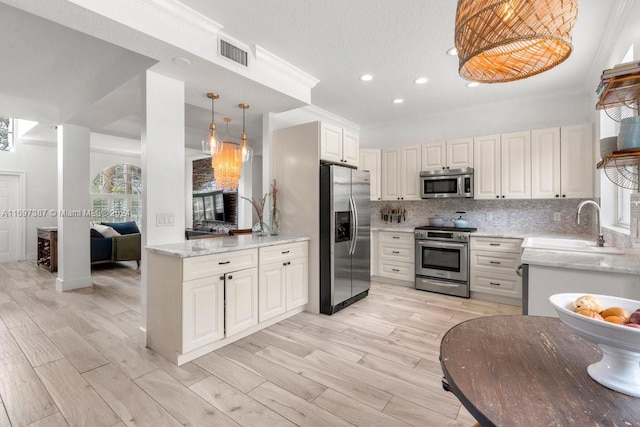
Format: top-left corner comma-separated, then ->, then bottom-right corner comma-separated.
500,131 -> 531,199
560,124 -> 594,199
474,132 -> 530,199
422,138 -> 473,171
531,125 -> 593,199
531,127 -> 561,198
474,134 -> 502,199
421,142 -> 446,170
320,123 -> 359,167
382,145 -> 421,201
359,149 -> 381,200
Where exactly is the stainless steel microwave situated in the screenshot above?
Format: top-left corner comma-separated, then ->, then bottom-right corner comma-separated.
420,168 -> 474,199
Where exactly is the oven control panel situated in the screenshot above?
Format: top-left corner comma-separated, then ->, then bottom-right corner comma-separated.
415,230 -> 470,242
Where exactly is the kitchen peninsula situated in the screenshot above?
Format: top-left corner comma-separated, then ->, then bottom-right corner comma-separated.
146,235 -> 310,365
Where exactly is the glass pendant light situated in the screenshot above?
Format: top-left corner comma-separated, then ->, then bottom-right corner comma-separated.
239,103 -> 253,163
202,93 -> 221,155
213,118 -> 243,190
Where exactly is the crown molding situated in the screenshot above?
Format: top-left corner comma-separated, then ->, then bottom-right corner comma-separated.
301,105 -> 360,132
131,0 -> 223,37
255,45 -> 319,90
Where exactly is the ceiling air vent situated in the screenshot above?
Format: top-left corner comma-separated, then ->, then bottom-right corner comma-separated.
219,39 -> 248,67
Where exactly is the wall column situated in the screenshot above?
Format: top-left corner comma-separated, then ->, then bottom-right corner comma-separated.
56,124 -> 92,291
140,70 -> 185,336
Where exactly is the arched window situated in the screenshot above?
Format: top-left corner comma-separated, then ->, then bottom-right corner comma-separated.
91,164 -> 141,225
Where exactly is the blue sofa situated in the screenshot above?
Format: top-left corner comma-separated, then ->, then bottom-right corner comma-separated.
90,221 -> 141,266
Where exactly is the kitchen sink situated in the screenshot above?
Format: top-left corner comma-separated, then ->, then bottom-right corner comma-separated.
522,237 -> 623,254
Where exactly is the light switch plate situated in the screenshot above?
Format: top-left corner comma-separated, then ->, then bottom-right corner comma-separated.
554,212 -> 562,221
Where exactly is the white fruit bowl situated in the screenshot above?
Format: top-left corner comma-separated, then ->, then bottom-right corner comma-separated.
549,293 -> 640,397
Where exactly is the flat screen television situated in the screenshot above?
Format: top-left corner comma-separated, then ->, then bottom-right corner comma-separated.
193,190 -> 225,222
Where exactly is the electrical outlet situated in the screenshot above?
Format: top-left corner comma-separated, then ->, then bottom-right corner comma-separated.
554,212 -> 562,222
486,212 -> 493,221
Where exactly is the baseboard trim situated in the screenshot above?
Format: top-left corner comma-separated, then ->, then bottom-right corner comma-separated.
55,276 -> 92,292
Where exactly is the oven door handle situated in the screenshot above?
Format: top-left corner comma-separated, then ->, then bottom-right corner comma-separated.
417,241 -> 466,250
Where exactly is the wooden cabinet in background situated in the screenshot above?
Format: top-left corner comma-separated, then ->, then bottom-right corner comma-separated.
37,227 -> 57,272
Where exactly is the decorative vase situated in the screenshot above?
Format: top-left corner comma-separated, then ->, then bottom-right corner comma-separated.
252,220 -> 270,236
270,207 -> 281,236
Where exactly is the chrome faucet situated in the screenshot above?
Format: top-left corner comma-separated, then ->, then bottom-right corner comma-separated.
576,200 -> 605,247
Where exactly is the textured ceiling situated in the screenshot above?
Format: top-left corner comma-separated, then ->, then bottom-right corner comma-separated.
1,0 -> 630,150
180,0 -> 621,128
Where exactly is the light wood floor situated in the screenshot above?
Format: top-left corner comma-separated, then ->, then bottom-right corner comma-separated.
0,260 -> 520,426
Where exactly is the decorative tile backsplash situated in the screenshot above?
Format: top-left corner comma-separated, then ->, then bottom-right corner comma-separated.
371,199 -> 597,236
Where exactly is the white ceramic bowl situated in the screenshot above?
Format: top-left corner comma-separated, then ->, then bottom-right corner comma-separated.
549,293 -> 640,397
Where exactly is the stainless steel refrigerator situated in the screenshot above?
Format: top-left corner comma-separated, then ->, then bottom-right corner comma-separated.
320,164 -> 371,315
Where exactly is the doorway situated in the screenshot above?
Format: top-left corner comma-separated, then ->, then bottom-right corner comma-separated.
0,173 -> 23,262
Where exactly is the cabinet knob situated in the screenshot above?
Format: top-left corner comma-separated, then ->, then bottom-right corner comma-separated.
283,262 -> 287,266
555,194 -> 559,198
562,194 -> 566,198
228,275 -> 233,280
501,195 -> 505,198
442,167 -> 445,170
287,261 -> 291,265
496,195 -> 499,199
219,276 -> 224,280
446,166 -> 450,169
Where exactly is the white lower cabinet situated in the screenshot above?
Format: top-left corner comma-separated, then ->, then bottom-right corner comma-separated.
470,237 -> 522,304
182,276 -> 224,353
225,267 -> 258,337
258,241 -> 309,322
147,240 -> 309,366
377,231 -> 414,282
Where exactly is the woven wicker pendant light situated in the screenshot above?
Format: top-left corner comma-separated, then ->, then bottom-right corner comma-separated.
455,0 -> 579,83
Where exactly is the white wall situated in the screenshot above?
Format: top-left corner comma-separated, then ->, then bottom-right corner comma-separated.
0,139 -> 57,260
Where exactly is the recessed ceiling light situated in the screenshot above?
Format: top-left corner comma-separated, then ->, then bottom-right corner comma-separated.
446,47 -> 458,56
414,77 -> 429,84
172,57 -> 191,66
466,81 -> 480,88
360,74 -> 374,81
392,98 -> 404,104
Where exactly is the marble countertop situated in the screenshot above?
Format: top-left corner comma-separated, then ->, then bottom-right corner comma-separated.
146,235 -> 310,258
371,227 -> 415,233
521,248 -> 640,275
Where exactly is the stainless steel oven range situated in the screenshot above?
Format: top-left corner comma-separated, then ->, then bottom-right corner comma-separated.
414,226 -> 477,298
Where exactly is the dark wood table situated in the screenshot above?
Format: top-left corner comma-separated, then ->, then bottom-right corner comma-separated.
440,315 -> 640,426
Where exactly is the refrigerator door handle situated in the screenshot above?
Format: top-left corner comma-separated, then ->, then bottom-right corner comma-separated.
352,194 -> 359,253
348,195 -> 357,255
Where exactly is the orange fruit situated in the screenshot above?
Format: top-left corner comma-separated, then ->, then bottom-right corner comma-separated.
577,309 -> 603,320
601,307 -> 629,322
604,315 -> 626,325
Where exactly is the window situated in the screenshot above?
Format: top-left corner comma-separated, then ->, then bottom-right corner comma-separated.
91,164 -> 142,225
617,187 -> 632,227
0,116 -> 14,151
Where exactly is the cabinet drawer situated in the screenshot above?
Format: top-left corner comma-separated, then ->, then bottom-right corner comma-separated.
471,271 -> 521,298
379,244 -> 413,262
471,237 -> 522,253
183,249 -> 258,281
259,242 -> 307,265
379,260 -> 414,281
471,251 -> 521,276
379,231 -> 413,246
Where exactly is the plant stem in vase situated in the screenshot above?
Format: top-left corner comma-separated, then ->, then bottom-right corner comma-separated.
270,179 -> 280,235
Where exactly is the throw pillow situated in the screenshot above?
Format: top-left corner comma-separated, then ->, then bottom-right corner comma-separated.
92,222 -> 121,238
103,221 -> 140,235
